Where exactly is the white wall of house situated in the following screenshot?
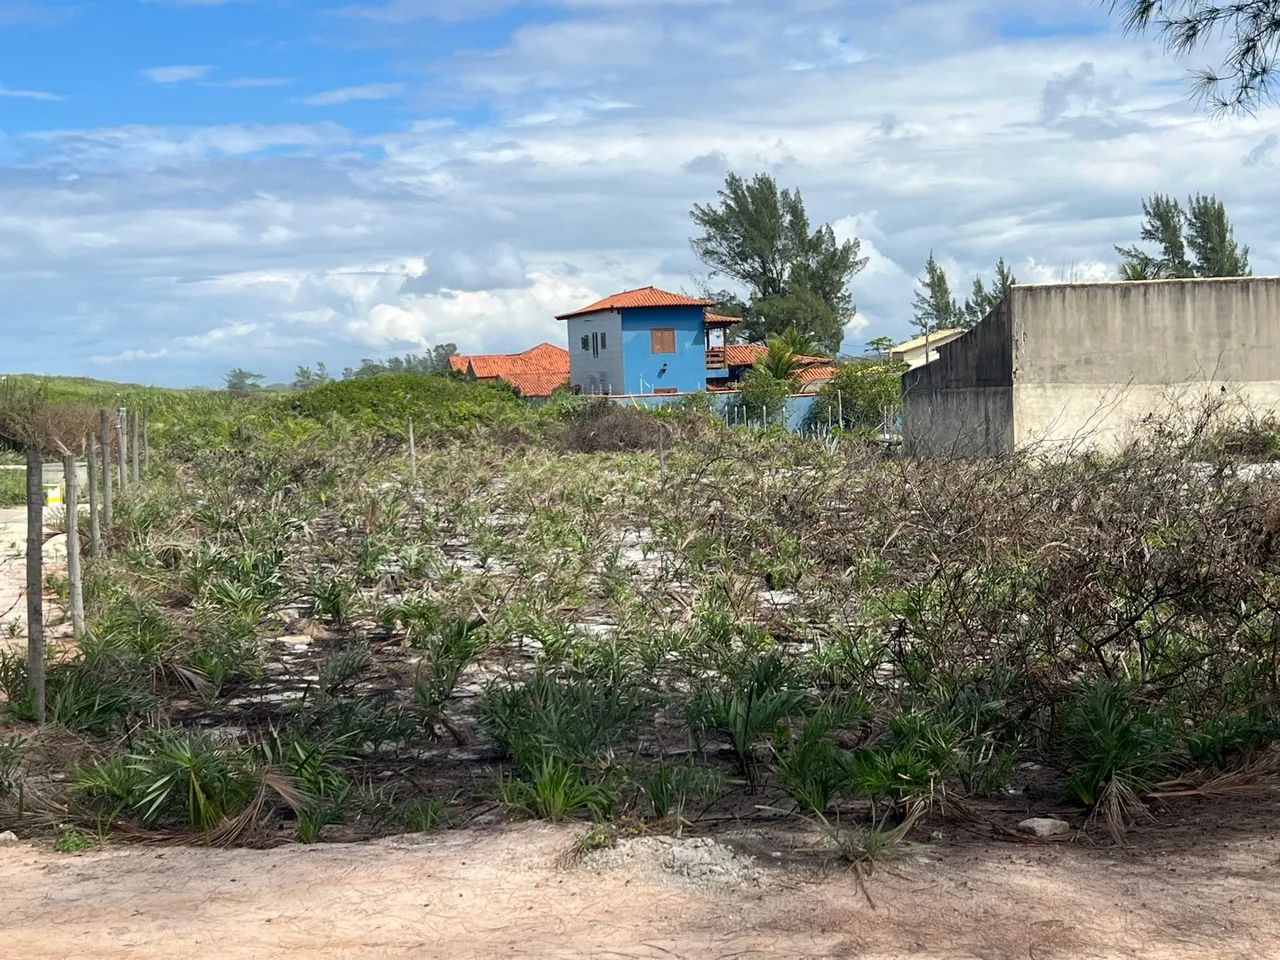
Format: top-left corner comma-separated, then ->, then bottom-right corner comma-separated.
567,310 -> 624,394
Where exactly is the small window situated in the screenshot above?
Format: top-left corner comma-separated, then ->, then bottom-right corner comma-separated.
654,387 -> 678,395
580,335 -> 590,351
599,332 -> 607,351
650,328 -> 676,354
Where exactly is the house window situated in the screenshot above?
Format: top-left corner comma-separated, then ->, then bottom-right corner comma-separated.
654,387 -> 678,395
599,332 -> 607,351
650,328 -> 676,354
580,335 -> 590,351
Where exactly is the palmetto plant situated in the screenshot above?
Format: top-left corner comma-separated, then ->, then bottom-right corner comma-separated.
497,757 -> 616,822
413,619 -> 485,726
1061,681 -> 1175,839
481,669 -> 650,772
689,653 -> 810,789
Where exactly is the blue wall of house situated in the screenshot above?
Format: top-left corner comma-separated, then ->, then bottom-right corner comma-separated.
615,391 -> 821,431
619,306 -> 707,395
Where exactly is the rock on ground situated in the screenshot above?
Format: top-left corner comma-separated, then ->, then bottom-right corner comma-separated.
1017,817 -> 1072,838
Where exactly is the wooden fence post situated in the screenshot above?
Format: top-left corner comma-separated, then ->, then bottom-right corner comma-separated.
100,410 -> 113,535
25,447 -> 44,723
87,435 -> 101,558
130,410 -> 140,485
116,408 -> 128,494
408,418 -> 418,483
143,412 -> 150,475
63,454 -> 85,640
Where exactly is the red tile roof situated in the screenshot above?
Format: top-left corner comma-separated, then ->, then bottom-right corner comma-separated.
723,343 -> 831,367
723,343 -> 837,385
704,312 -> 743,326
556,286 -> 715,320
450,342 -> 569,398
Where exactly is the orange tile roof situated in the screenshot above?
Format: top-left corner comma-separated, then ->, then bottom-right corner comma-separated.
556,286 -> 715,320
499,370 -> 570,398
723,343 -> 831,367
451,342 -> 569,398
722,343 -> 836,384
704,312 -> 743,326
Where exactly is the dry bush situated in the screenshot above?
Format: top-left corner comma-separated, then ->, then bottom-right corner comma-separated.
559,401 -> 676,454
0,381 -> 99,454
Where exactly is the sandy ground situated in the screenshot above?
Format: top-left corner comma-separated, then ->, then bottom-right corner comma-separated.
1,820 -> 1278,960
0,504 -> 67,652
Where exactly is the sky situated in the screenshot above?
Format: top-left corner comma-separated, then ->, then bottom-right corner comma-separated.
0,0 -> 1276,386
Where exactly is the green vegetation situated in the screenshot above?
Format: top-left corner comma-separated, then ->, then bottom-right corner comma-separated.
2,369 -> 1279,861
1115,193 -> 1250,280
690,171 -> 867,352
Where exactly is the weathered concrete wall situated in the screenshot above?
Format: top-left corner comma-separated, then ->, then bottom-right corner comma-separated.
901,299 -> 1014,457
1011,278 -> 1280,451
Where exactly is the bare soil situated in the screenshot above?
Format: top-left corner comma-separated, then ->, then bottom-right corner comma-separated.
3,808 -> 1279,960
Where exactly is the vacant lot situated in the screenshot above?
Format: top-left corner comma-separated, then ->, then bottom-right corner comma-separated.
4,381 -> 1280,957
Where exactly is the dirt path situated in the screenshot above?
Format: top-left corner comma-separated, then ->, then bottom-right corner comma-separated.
1,821 -> 1277,960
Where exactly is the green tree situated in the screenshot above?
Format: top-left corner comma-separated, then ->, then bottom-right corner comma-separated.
744,288 -> 841,352
341,346 -> 459,380
865,336 -> 896,357
690,172 -> 867,353
292,361 -> 330,391
1116,193 -> 1249,279
1185,194 -> 1251,277
963,258 -> 1016,326
224,369 -> 264,392
812,358 -> 908,434
1113,1 -> 1280,112
911,253 -> 962,340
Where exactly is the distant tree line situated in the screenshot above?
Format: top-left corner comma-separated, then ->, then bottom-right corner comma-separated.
224,344 -> 459,393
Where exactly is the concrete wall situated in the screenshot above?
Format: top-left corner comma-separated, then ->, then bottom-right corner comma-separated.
901,300 -> 1013,457
1011,278 -> 1280,451
619,306 -> 707,395
901,277 -> 1280,457
567,310 -> 624,394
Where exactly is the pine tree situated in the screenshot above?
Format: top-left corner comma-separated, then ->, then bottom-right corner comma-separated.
911,253 -> 962,338
963,257 -> 1016,326
1116,193 -> 1249,280
1185,194 -> 1250,277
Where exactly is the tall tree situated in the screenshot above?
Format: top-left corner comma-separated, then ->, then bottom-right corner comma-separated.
1112,1 -> 1280,112
911,253 -> 962,338
963,257 -> 1017,326
865,335 -> 895,357
224,368 -> 265,392
1116,193 -> 1250,279
690,172 -> 867,353
1185,193 -> 1251,277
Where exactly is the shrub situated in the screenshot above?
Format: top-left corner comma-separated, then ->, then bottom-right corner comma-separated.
809,358 -> 908,434
1061,682 -> 1175,838
559,401 -> 671,453
497,757 -> 616,822
481,670 -> 651,772
688,653 -> 810,789
293,373 -> 527,438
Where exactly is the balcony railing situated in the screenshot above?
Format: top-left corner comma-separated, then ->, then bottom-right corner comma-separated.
706,347 -> 727,370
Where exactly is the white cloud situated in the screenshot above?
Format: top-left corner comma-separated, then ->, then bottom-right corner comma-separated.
5,0 -> 1280,384
0,84 -> 62,102
301,83 -> 405,106
142,65 -> 213,84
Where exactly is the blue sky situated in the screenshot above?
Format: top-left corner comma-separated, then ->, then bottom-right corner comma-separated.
1,0 -> 1277,385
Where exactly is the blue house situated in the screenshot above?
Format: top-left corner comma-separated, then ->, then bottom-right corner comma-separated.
556,286 -> 740,395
